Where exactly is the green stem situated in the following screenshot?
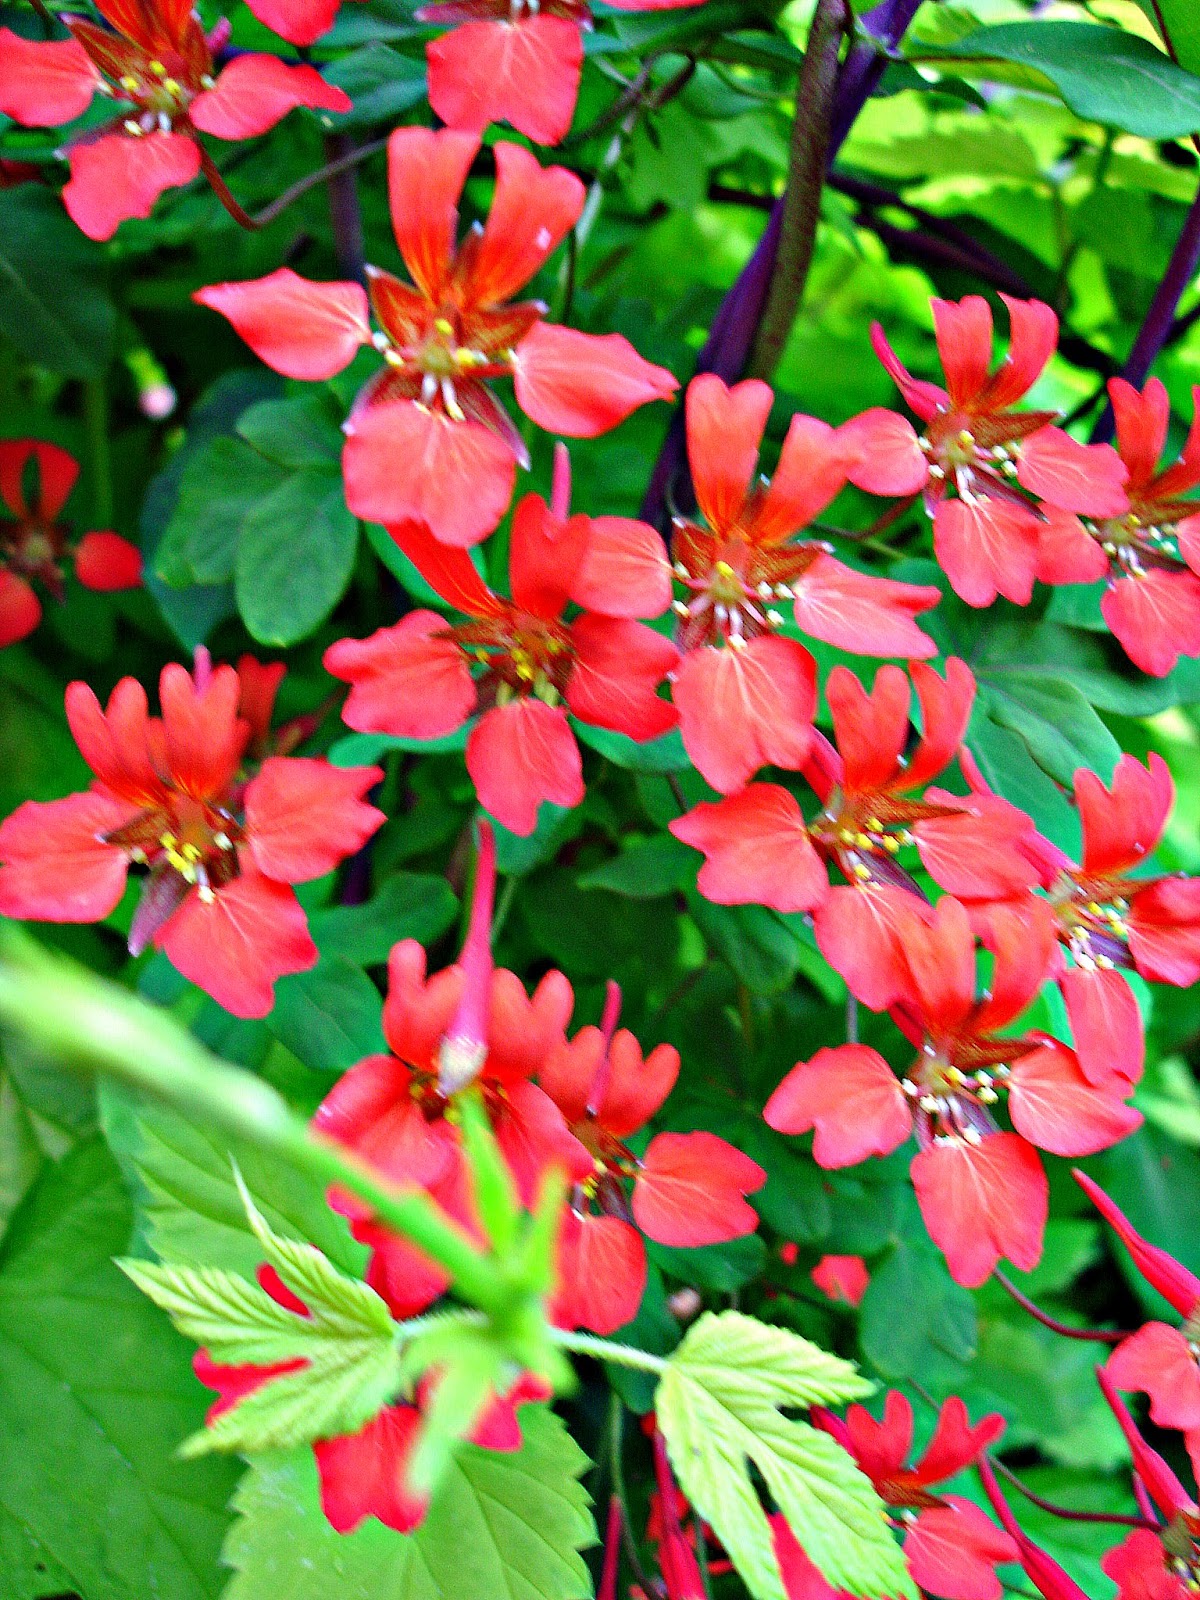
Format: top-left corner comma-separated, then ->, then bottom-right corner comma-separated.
0,930 -> 510,1314
84,377 -> 113,529
554,1329 -> 667,1373
608,1390 -> 655,1592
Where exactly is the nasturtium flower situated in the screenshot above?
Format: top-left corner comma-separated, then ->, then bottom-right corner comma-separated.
844,294 -> 1129,608
325,449 -> 678,835
781,1393 -> 1016,1600
0,650 -> 383,1016
978,1458 -> 1097,1600
665,373 -> 941,793
541,982 -> 766,1334
765,896 -> 1141,1286
671,658 -> 1041,1010
0,0 -> 350,239
809,1254 -> 870,1307
196,126 -> 677,547
0,438 -> 142,646
1037,378 -> 1200,676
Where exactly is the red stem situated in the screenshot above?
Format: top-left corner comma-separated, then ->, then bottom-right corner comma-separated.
991,1458 -> 1158,1531
993,1269 -> 1128,1344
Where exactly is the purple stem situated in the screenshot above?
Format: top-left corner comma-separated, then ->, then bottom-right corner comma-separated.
640,0 -> 921,524
323,131 -> 366,286
1092,181 -> 1200,441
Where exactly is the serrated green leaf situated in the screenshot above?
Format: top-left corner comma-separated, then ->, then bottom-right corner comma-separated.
221,1407 -> 595,1600
656,1311 -> 911,1600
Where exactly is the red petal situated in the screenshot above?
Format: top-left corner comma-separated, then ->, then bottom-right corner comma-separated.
387,125 -> 477,301
869,322 -> 949,422
843,1390 -> 911,1483
1035,508 -> 1109,585
809,1254 -> 869,1307
566,614 -> 679,740
670,786 -> 827,914
1102,1529 -> 1183,1600
539,1029 -> 678,1136
73,530 -> 142,590
388,520 -> 505,617
914,801 -> 1045,900
685,374 -> 772,533
466,700 -> 583,835
973,893 -> 1057,1033
826,663 -> 911,795
571,515 -> 672,618
1074,1167 -> 1200,1319
157,871 -> 317,1017
812,883 -> 927,1012
551,1212 -> 646,1335
245,757 -> 384,883
912,1133 -> 1048,1287
1077,752 -> 1172,876
932,295 -> 994,406
839,406 -> 928,497
243,0 -> 340,43
1109,377 -> 1170,488
0,791 -> 131,922
508,492 -> 586,619
65,676 -> 160,802
0,572 -> 41,646
1128,878 -> 1200,988
0,29 -> 97,125
913,1397 -> 1005,1486
1060,965 -> 1144,1089
513,321 -> 677,437
1102,569 -> 1200,678
634,1131 -> 764,1246
469,141 -> 584,306
486,964 -> 575,1086
158,659 -> 247,800
194,268 -> 370,380
754,414 -> 849,543
905,1500 -> 1017,1600
495,1078 -> 590,1207
1107,1323 -> 1200,1433
193,1349 -> 306,1422
792,556 -> 938,659
1009,1040 -> 1141,1156
190,54 -> 350,139
1017,428 -> 1129,518
343,401 -> 516,545
771,1516 -> 846,1600
896,894 -> 977,1035
764,1045 -> 910,1167
984,295 -> 1059,411
427,17 -> 582,145
314,1404 -> 429,1534
0,438 -> 78,519
672,636 -> 816,795
65,130 -> 201,241
905,657 -> 976,788
324,610 -> 477,740
933,495 -> 1041,608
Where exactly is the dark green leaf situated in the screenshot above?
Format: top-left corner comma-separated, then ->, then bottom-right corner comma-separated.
577,834 -> 696,897
309,873 -> 459,965
269,957 -> 386,1073
0,189 -> 115,377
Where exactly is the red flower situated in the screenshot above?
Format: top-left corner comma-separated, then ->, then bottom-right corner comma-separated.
193,1262 -> 543,1536
1076,1170 -> 1200,1472
765,896 -> 1141,1285
0,439 -> 141,644
963,750 -> 1200,1090
540,982 -> 765,1333
325,451 -> 677,835
843,295 -> 1128,607
1036,378 -> 1200,677
671,657 -> 1041,1008
312,823 -> 589,1316
1096,1366 -> 1200,1598
0,650 -> 383,1016
666,374 -> 941,793
809,1254 -> 869,1306
243,0 -> 356,44
774,1394 -> 1014,1600
195,128 -> 677,546
0,3 -> 349,239
977,1457 -> 1097,1600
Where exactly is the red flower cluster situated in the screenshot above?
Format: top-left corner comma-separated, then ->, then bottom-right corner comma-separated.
325,448 -> 678,834
0,439 -> 142,645
197,126 -> 676,548
0,650 -> 383,1016
0,0 -> 349,238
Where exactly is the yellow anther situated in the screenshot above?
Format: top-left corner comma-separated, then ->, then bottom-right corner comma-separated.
714,560 -> 737,580
853,861 -> 871,880
882,835 -> 901,854
163,78 -> 181,95
864,816 -> 883,833
854,832 -> 872,849
150,59 -> 166,74
1087,900 -> 1103,915
160,832 -> 177,850
119,74 -> 140,90
434,317 -> 454,336
839,828 -> 857,844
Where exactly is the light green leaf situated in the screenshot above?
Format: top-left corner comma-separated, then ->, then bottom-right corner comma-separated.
235,469 -> 359,646
976,674 -> 1120,788
222,1407 -> 596,1600
0,1139 -> 239,1600
236,395 -> 343,467
574,723 -> 691,772
656,1311 -> 911,1600
1132,1 -> 1200,76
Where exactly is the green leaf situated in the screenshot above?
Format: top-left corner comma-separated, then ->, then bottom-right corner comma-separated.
574,723 -> 692,771
1089,1126 -> 1200,1318
309,873 -> 459,965
0,1138 -> 239,1600
324,43 -> 429,127
921,22 -> 1200,138
235,468 -> 359,645
656,1311 -> 912,1600
235,395 -> 343,468
123,1176 -> 400,1457
269,957 -> 386,1074
0,188 -> 115,377
577,835 -> 697,897
977,673 -> 1120,788
1134,0 -> 1200,74
859,1225 -> 978,1381
688,896 -> 806,994
222,1407 -> 596,1600
0,1033 -> 97,1238
647,1232 -> 767,1291
158,437 -> 288,586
